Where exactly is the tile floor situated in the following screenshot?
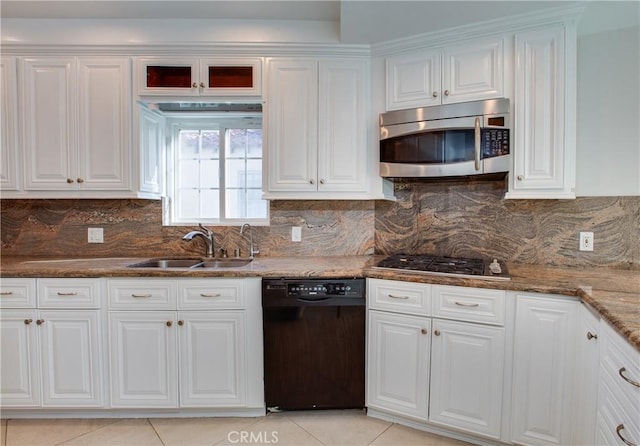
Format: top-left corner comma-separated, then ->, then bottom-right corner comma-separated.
0,410 -> 473,446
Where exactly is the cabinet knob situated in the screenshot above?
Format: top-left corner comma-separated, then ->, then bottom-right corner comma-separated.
444,90 -> 450,96
36,319 -> 45,325
586,331 -> 598,340
166,321 -> 173,327
192,82 -> 198,88
432,91 -> 438,98
517,175 -> 524,181
319,179 -> 325,185
66,178 -> 74,184
178,320 -> 184,326
421,328 -> 428,335
24,319 -> 33,325
434,329 -> 441,336
309,179 -> 315,185
77,178 -> 84,184
199,82 -> 206,88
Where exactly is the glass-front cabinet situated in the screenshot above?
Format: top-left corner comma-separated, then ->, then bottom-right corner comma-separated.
136,58 -> 262,96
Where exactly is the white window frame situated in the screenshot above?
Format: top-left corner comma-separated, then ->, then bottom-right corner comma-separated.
163,113 -> 268,226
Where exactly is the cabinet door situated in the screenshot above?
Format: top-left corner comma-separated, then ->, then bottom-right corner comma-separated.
200,58 -> 262,96
22,57 -> 77,190
442,37 -> 504,104
572,303 -> 600,446
109,311 -> 178,407
386,50 -> 441,110
508,24 -> 576,199
429,319 -> 505,439
265,59 -> 318,192
1,57 -> 20,191
77,58 -> 131,190
511,294 -> 578,445
136,58 -> 199,96
39,310 -> 103,407
178,311 -> 246,407
138,105 -> 164,196
0,310 -> 40,407
317,59 -> 368,192
367,310 -> 430,421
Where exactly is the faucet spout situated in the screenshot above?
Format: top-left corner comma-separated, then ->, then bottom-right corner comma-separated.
240,223 -> 260,258
182,224 -> 215,257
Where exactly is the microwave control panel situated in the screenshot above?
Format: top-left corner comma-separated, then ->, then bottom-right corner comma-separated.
482,128 -> 510,158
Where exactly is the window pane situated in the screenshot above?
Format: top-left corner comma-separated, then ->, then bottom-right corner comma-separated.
200,189 -> 220,219
228,128 -> 247,157
179,160 -> 200,188
178,189 -> 200,219
226,159 -> 246,188
246,159 -> 262,188
200,160 -> 219,188
201,130 -> 220,158
179,130 -> 200,158
247,189 -> 267,218
225,188 -> 245,219
247,129 -> 262,157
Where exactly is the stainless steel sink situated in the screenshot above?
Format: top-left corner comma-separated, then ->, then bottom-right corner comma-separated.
127,259 -> 203,268
195,259 -> 253,268
127,258 -> 253,269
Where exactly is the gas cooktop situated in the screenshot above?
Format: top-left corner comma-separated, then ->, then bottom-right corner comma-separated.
373,254 -> 510,280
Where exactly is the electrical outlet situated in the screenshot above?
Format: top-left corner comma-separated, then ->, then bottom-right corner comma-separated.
291,226 -> 302,242
579,232 -> 594,251
88,227 -> 104,244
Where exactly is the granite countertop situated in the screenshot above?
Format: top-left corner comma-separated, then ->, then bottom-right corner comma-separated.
1,255 -> 638,350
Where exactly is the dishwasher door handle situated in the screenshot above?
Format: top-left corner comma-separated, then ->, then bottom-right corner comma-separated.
297,296 -> 330,303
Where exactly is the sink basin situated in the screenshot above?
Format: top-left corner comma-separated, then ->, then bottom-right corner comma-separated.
127,258 -> 253,269
127,259 -> 203,268
195,259 -> 253,268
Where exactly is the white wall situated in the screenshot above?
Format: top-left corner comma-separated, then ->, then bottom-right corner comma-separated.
575,24 -> 640,196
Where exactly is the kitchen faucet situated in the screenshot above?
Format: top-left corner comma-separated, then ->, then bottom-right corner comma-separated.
240,223 -> 260,258
182,223 -> 215,258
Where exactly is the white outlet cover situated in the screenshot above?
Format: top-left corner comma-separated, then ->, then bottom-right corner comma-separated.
88,227 -> 104,243
291,226 -> 302,242
579,231 -> 594,251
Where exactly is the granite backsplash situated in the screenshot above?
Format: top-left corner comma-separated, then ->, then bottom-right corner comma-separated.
1,180 -> 638,269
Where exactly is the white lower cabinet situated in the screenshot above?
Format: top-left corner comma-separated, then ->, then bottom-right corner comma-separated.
367,309 -> 431,421
429,318 -> 505,439
510,293 -> 578,446
0,278 -> 103,408
107,277 -> 263,411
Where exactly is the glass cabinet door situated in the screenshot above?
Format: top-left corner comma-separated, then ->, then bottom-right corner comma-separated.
137,58 -> 199,96
200,58 -> 262,96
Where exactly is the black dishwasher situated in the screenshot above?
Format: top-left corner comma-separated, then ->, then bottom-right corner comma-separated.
262,278 -> 365,411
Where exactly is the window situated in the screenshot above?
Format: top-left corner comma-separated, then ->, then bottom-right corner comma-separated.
165,113 -> 268,225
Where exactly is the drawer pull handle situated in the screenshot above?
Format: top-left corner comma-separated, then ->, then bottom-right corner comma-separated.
586,331 -> 598,340
388,294 -> 410,300
200,293 -> 222,298
57,292 -> 78,296
131,293 -> 153,298
616,424 -> 636,446
0,292 -> 14,296
454,301 -> 479,307
619,367 -> 640,388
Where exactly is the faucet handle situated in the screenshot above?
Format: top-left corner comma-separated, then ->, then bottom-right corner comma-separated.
198,223 -> 212,236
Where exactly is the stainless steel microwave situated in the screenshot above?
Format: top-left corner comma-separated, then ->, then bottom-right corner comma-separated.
379,98 -> 510,178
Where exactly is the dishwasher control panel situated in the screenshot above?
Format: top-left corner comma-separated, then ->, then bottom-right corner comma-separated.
263,279 -> 365,298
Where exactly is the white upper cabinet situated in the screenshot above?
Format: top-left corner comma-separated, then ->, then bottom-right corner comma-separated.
506,22 -> 577,199
137,105 -> 164,197
264,57 -> 371,199
1,57 -> 20,191
20,57 -> 132,194
386,36 -> 505,110
136,57 -> 262,97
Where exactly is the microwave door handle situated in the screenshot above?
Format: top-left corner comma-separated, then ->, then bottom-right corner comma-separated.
474,117 -> 481,171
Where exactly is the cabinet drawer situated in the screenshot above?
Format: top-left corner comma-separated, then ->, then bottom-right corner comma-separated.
0,278 -> 36,308
367,278 -> 431,316
432,285 -> 505,325
38,278 -> 101,308
178,279 -> 245,310
107,279 -> 177,310
600,322 -> 640,413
